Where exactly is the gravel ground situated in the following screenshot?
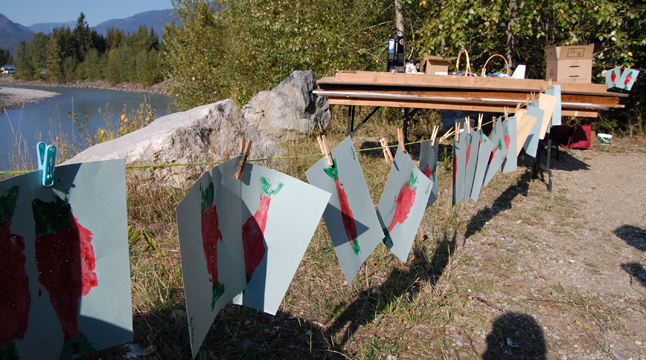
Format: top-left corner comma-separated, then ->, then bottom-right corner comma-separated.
445,140 -> 646,359
0,86 -> 61,112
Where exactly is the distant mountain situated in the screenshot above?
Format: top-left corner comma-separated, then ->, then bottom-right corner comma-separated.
28,21 -> 76,34
94,9 -> 176,38
0,13 -> 33,54
0,9 -> 177,55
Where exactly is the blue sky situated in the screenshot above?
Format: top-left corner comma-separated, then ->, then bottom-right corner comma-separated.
3,0 -> 173,27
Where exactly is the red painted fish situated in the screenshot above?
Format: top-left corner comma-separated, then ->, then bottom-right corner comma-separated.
200,183 -> 225,310
421,163 -> 436,184
387,171 -> 418,234
611,70 -> 617,84
624,71 -> 634,89
504,125 -> 511,151
242,177 -> 283,282
0,186 -> 30,356
324,158 -> 360,255
32,196 -> 96,359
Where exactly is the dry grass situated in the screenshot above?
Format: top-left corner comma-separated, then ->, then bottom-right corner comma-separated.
20,105 -> 626,359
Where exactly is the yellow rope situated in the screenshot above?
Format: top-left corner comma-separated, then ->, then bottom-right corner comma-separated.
1,119 -> 511,176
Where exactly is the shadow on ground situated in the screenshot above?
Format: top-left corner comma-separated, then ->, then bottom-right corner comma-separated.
464,169 -> 532,242
615,225 -> 646,288
482,312 -> 546,360
614,225 -> 646,251
537,145 -> 590,172
324,230 -> 457,352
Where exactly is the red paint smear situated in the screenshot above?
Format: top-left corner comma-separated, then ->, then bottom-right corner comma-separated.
387,172 -> 417,233
611,71 -> 617,84
625,73 -> 632,88
453,153 -> 458,190
504,133 -> 511,152
335,179 -> 360,255
201,205 -> 222,284
422,164 -> 432,179
34,215 -> 97,342
488,146 -> 498,165
242,195 -> 271,277
466,143 -> 472,167
0,222 -> 30,349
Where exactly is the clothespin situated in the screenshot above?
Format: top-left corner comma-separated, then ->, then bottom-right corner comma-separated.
477,114 -> 483,131
379,137 -> 394,163
430,125 -> 439,146
235,138 -> 253,180
465,117 -> 471,134
316,135 -> 334,166
36,142 -> 56,187
504,107 -> 509,120
515,101 -> 522,114
492,116 -> 496,131
455,121 -> 460,142
397,128 -> 405,151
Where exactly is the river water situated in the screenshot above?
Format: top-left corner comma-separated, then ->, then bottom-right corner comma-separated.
1,85 -> 176,171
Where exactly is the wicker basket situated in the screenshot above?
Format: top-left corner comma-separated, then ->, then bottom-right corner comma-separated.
454,48 -> 473,76
481,54 -> 511,77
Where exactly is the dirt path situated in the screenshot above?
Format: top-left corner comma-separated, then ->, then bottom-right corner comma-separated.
451,141 -> 646,360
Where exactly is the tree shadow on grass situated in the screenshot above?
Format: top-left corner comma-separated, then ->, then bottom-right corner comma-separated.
482,312 -> 546,360
464,170 -> 532,242
324,230 -> 457,352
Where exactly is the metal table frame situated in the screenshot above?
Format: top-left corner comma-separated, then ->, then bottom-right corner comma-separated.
346,105 -> 418,142
532,129 -> 559,192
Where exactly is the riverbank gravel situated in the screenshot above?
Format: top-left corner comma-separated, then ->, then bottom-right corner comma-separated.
0,76 -> 170,112
0,87 -> 61,112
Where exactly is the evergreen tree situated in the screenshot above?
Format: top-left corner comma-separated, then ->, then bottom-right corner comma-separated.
14,40 -> 33,79
28,32 -> 48,79
0,47 -> 12,65
46,35 -> 62,81
73,13 -> 91,62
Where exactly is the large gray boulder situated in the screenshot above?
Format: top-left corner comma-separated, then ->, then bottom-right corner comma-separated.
243,70 -> 330,143
65,99 -> 283,181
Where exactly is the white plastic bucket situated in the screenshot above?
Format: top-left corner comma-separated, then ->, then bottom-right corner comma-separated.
598,133 -> 613,145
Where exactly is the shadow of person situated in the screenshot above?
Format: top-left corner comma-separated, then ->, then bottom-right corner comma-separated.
614,225 -> 646,252
325,230 -> 456,351
621,263 -> 646,288
464,170 -> 531,242
482,312 -> 546,360
614,225 -> 646,288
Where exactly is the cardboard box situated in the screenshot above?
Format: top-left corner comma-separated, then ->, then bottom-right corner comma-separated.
421,55 -> 456,75
545,44 -> 594,83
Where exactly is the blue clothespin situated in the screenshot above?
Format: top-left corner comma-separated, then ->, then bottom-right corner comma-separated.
36,142 -> 56,187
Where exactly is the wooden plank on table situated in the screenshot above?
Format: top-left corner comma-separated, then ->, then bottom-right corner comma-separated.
314,87 -> 622,106
326,98 -> 601,118
562,110 -> 599,117
319,78 -> 629,98
332,71 -> 611,94
315,90 -> 616,110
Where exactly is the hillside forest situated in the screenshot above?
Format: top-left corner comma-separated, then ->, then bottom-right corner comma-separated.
3,0 -> 646,134
5,13 -> 162,86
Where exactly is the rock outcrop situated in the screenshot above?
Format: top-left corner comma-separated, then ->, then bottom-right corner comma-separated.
64,99 -> 283,171
242,70 -> 330,143
64,70 -> 331,183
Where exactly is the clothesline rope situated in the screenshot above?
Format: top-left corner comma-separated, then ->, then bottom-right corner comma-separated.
1,118 -> 505,176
